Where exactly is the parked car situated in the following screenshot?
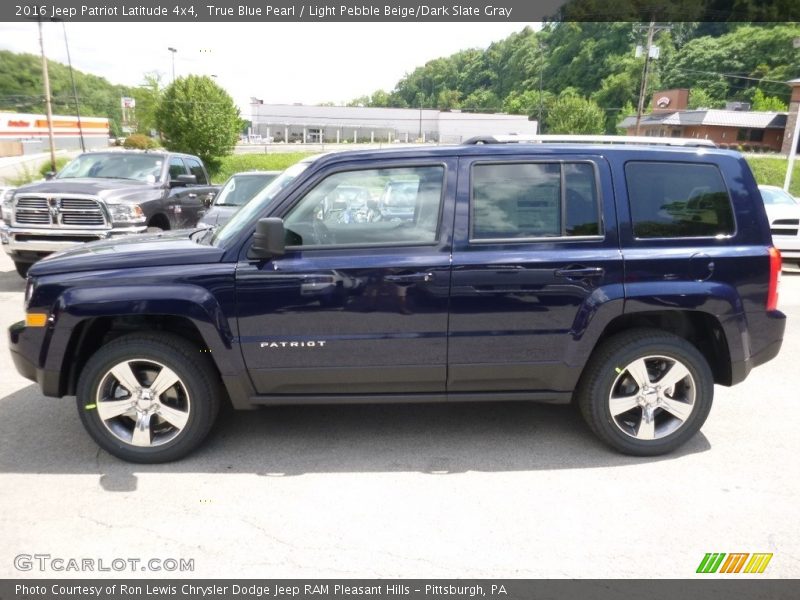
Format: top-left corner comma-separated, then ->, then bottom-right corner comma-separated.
9,139 -> 785,463
198,171 -> 280,228
0,150 -> 218,277
379,179 -> 419,221
759,184 -> 800,267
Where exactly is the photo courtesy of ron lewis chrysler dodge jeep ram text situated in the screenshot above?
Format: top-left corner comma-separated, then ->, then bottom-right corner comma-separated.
8,137 -> 785,463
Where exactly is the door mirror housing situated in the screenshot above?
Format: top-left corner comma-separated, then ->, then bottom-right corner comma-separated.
170,174 -> 197,187
250,217 -> 286,259
203,192 -> 215,208
45,171 -> 56,180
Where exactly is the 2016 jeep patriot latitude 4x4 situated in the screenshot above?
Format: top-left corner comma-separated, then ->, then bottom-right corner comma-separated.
8,138 -> 786,463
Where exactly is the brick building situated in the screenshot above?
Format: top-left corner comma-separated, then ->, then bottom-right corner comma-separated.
619,87 -> 793,153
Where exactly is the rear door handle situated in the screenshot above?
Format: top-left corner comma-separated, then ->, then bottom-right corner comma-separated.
554,267 -> 605,279
187,193 -> 198,199
385,272 -> 434,283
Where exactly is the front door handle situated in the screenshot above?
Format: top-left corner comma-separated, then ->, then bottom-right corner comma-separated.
385,272 -> 434,283
554,266 -> 605,279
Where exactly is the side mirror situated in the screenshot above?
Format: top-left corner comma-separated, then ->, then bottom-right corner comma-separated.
170,174 -> 197,187
45,171 -> 56,180
203,192 -> 215,208
249,217 -> 285,259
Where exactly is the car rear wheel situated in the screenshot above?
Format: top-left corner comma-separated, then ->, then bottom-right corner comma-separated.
577,329 -> 713,456
77,333 -> 221,463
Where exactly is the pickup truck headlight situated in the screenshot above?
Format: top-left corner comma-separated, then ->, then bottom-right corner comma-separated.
1,190 -> 14,223
107,203 -> 146,224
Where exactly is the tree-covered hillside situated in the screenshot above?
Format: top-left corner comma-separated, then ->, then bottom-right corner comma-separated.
351,22 -> 800,133
0,50 -> 134,136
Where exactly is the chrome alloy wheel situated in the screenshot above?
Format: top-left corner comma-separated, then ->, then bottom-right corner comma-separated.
95,359 -> 191,447
608,355 -> 696,441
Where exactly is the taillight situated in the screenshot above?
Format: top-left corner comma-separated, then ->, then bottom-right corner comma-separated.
767,246 -> 781,311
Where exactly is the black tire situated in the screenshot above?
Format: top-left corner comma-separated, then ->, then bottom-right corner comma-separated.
77,333 -> 221,463
577,328 -> 713,456
14,261 -> 30,278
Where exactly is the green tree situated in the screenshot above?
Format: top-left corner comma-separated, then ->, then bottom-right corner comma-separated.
461,89 -> 502,112
436,89 -> 462,110
687,88 -> 725,109
547,95 -> 605,134
752,88 -> 788,112
155,75 -> 241,172
131,71 -> 163,134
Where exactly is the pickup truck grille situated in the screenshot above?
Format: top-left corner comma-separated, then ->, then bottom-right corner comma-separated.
13,195 -> 108,228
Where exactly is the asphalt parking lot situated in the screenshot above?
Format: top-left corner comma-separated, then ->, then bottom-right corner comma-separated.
1,250 -> 798,579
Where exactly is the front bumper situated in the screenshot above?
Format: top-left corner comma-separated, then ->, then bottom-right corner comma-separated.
1,222 -> 146,258
773,235 -> 800,259
8,320 -> 62,396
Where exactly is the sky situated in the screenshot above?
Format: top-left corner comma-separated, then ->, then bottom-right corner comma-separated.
0,22 -> 531,117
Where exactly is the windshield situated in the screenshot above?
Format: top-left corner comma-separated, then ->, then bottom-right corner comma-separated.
57,153 -> 164,182
760,187 -> 798,206
211,161 -> 310,246
215,173 -> 277,206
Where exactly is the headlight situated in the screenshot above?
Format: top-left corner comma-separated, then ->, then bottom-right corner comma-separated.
107,203 -> 145,224
24,278 -> 35,308
1,190 -> 14,222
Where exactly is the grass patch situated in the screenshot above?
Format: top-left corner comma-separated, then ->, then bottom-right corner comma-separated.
746,156 -> 800,196
211,152 -> 314,183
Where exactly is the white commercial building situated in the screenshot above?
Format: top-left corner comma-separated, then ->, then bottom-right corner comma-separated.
248,102 -> 537,144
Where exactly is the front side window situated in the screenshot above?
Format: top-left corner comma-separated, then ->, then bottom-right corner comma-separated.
283,165 -> 444,248
169,158 -> 187,180
185,158 -> 208,184
625,162 -> 735,239
471,162 -> 600,240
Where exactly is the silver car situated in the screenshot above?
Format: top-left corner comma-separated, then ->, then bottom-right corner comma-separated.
759,185 -> 800,267
198,171 -> 280,227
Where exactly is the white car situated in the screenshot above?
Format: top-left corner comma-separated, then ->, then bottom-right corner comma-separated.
760,185 -> 800,266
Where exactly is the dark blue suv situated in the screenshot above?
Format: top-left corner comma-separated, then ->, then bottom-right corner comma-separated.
8,140 -> 786,462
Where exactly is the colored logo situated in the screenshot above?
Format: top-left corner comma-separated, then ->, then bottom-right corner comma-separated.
697,553 -> 773,574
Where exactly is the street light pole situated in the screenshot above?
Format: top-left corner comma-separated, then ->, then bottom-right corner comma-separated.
167,47 -> 177,83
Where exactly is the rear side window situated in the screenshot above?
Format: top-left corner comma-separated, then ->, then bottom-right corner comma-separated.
471,162 -> 600,240
185,158 -> 208,184
625,162 -> 735,238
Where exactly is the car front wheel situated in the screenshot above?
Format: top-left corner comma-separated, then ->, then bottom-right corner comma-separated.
77,333 -> 221,463
577,329 -> 714,456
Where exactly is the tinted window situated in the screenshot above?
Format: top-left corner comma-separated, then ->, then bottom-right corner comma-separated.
283,166 -> 444,247
625,162 -> 735,238
185,158 -> 208,184
168,158 -> 187,180
471,162 -> 600,240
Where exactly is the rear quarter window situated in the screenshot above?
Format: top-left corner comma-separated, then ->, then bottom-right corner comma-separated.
625,162 -> 735,239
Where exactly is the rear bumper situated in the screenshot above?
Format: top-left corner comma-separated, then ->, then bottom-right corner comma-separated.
1,223 -> 146,259
729,309 -> 786,385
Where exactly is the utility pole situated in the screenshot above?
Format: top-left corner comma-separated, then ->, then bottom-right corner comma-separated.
37,18 -> 57,173
59,20 -> 85,152
633,21 -> 670,136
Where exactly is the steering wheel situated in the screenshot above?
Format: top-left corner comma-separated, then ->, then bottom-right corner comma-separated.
312,218 -> 334,245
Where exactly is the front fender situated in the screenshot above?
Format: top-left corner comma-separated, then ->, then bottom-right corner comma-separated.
40,284 -> 243,397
